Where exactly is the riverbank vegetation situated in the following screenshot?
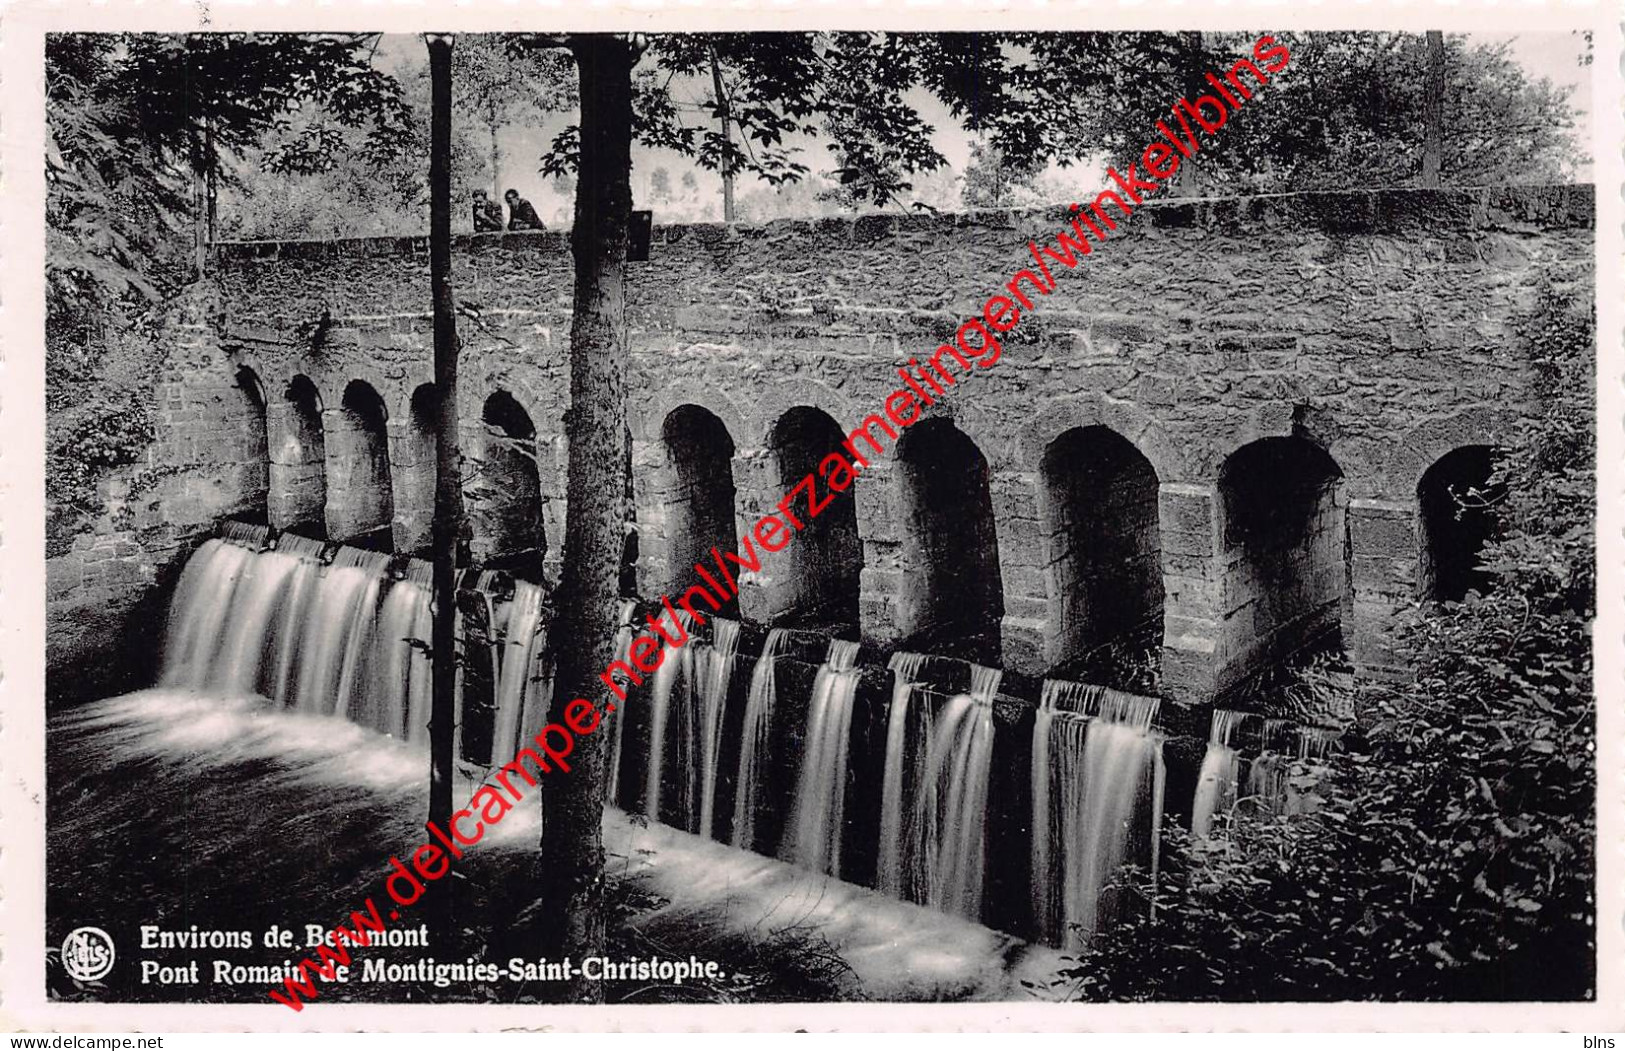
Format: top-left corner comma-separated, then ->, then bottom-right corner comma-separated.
1060,282 -> 1595,1002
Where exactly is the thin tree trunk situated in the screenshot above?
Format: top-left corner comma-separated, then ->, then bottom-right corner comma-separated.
489,99 -> 501,197
709,46 -> 735,222
539,32 -> 635,1004
186,36 -> 206,277
1175,31 -> 1206,197
427,34 -> 464,841
1421,31 -> 1445,187
205,116 -> 217,244
189,124 -> 206,277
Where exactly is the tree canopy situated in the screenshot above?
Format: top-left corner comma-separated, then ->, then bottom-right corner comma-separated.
1039,31 -> 1584,189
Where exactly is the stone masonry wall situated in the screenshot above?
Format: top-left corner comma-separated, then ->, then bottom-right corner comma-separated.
47,184 -> 1594,706
46,285 -> 272,702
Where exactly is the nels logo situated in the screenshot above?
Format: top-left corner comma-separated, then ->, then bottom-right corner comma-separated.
60,926 -> 116,982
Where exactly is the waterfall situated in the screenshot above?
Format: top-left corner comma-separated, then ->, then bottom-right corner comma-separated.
729,627 -> 791,852
1190,709 -> 1251,840
690,618 -> 741,839
378,560 -> 434,742
1243,721 -> 1340,817
266,535 -> 330,704
290,546 -> 391,719
160,531 -> 433,743
782,639 -> 862,877
1030,679 -> 1164,950
876,655 -> 1000,921
219,520 -> 273,548
162,537 -> 263,688
643,609 -> 697,825
604,599 -> 639,803
488,579 -> 550,763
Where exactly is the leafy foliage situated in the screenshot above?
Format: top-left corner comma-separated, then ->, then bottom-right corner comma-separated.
1036,31 -> 1583,190
538,32 -> 1126,208
223,39 -> 576,240
47,33 -> 414,543
1060,282 -> 1595,1002
452,35 -> 577,195
110,33 -> 413,182
959,140 -> 1045,209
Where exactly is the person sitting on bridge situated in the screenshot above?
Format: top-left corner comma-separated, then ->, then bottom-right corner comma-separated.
471,189 -> 504,232
504,188 -> 546,231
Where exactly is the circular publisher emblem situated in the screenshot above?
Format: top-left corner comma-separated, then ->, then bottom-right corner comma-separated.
61,926 -> 115,982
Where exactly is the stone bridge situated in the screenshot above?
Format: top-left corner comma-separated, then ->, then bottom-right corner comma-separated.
51,184 -> 1593,705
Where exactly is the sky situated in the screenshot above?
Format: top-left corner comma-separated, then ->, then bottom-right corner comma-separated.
376,31 -> 1595,227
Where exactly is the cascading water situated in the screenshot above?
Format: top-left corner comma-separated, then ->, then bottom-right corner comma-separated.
781,639 -> 862,877
161,532 -> 434,744
292,546 -> 393,720
373,558 -> 433,742
689,618 -> 741,840
877,655 -> 1000,921
1029,679 -> 1165,950
1190,708 -> 1251,840
729,627 -> 791,852
487,577 -> 551,763
643,609 -> 696,825
1244,721 -> 1340,817
604,599 -> 639,802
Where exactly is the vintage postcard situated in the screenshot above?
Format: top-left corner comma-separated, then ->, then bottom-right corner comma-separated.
2,0 -> 1619,1034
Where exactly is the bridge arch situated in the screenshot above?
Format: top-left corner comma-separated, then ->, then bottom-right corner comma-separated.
1385,407 -> 1519,500
894,417 -> 1003,663
641,380 -> 756,448
1017,394 -> 1186,484
768,406 -> 863,628
1217,435 -> 1348,694
1418,445 -> 1502,602
232,365 -> 270,523
468,391 -> 547,579
269,373 -> 327,537
1039,425 -> 1164,686
660,404 -> 742,616
326,379 -> 395,549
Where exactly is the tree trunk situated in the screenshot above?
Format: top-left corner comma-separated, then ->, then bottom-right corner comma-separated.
1421,31 -> 1445,187
489,99 -> 502,198
185,37 -> 206,277
427,34 -> 464,840
709,46 -> 735,222
204,117 -> 218,245
189,124 -> 206,277
1174,31 -> 1206,197
538,32 -> 635,1004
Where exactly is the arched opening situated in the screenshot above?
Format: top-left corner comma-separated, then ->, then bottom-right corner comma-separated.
661,405 -> 740,616
233,366 -> 269,523
470,391 -> 545,580
1218,435 -> 1347,693
895,418 -> 1003,662
1040,426 -> 1163,690
270,374 -> 327,538
769,407 -> 862,628
326,379 -> 394,550
1419,445 -> 1502,602
393,384 -> 438,557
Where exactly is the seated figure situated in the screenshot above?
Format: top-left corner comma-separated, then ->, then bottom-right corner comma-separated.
471,189 -> 504,232
504,189 -> 546,231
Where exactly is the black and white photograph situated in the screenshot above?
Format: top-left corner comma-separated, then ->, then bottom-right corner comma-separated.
6,2 -> 1620,1033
